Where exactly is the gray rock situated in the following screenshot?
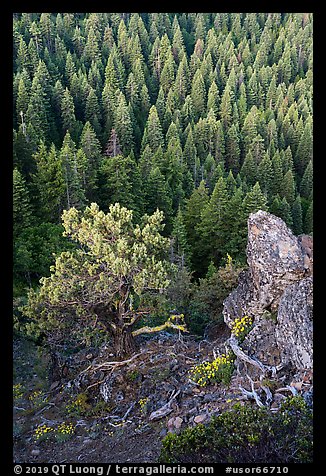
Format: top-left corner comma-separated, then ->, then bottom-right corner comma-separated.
275,277 -> 313,370
223,210 -> 313,375
194,414 -> 207,424
246,211 -> 307,310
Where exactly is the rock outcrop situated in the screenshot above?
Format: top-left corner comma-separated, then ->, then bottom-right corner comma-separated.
223,210 -> 313,374
275,276 -> 313,370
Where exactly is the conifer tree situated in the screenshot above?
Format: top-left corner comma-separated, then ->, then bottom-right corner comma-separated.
183,180 -> 209,274
242,182 -> 268,216
199,177 -> 230,263
281,169 -> 296,205
191,70 -> 206,120
114,92 -> 134,155
142,105 -> 164,153
300,160 -> 313,200
171,206 -> 191,267
13,167 -> 33,238
295,121 -> 313,176
32,141 -> 65,222
292,195 -> 303,236
303,200 -> 313,234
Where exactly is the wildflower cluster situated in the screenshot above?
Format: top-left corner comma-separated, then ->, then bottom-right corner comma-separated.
34,422 -> 75,443
34,424 -> 54,441
29,389 -> 47,408
138,397 -> 149,414
231,315 -> 253,341
167,313 -> 187,331
13,383 -> 24,400
55,422 -> 75,442
189,352 -> 235,387
65,393 -> 90,416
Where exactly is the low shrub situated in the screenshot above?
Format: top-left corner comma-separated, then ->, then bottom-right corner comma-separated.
160,396 -> 313,463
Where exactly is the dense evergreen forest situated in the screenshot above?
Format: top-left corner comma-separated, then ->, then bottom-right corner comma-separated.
13,12 -> 313,300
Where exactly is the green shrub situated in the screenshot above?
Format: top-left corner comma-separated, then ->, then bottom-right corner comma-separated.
160,396 -> 313,463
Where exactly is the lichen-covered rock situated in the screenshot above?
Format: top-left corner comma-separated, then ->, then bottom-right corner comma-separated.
247,211 -> 307,310
275,277 -> 313,370
223,270 -> 258,328
241,313 -> 281,367
223,210 -> 313,375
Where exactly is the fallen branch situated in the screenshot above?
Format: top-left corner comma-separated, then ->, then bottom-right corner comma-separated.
149,389 -> 180,421
81,351 -> 145,375
239,374 -> 265,408
275,385 -> 298,396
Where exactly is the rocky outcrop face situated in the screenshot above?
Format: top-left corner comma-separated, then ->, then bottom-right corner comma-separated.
223,210 -> 313,373
246,211 -> 308,310
275,276 -> 313,370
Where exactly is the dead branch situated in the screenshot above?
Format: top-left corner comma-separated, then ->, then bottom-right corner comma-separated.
228,336 -> 283,376
132,321 -> 188,337
239,374 -> 265,408
81,351 -> 145,375
149,389 -> 180,421
261,385 -> 273,406
275,385 -> 298,396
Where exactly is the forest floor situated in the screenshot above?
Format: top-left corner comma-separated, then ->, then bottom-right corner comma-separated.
13,326 -> 252,464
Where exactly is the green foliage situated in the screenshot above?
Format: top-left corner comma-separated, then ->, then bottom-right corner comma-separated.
188,255 -> 242,335
160,396 -> 313,463
22,203 -> 174,355
189,352 -> 235,387
13,13 -> 313,323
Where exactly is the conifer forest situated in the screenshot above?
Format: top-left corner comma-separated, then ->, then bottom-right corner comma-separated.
13,13 -> 313,464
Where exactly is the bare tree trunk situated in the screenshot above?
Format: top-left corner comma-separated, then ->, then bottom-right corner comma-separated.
113,325 -> 136,358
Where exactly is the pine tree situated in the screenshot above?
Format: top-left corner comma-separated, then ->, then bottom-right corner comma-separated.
171,206 -> 191,267
142,105 -> 164,153
144,166 -> 173,228
281,169 -> 296,205
241,151 -> 257,186
207,80 -> 220,116
279,197 -> 293,228
303,200 -> 313,234
97,155 -> 138,213
32,141 -> 65,222
220,85 -> 233,128
300,160 -> 313,200
292,195 -> 303,235
191,70 -> 206,120
26,78 -> 48,143
85,87 -> 101,138
225,124 -> 240,174
257,153 -> 273,197
199,177 -> 230,263
61,88 -> 76,133
60,132 -> 87,210
13,167 -> 33,238
114,92 -> 134,155
242,182 -> 268,216
295,121 -> 313,176
183,180 -> 209,274
271,152 -> 284,197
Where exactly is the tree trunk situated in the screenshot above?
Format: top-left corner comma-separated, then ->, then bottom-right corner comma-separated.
113,326 -> 136,358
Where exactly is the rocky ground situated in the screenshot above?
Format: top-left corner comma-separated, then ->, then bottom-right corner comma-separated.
13,327 -> 241,463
